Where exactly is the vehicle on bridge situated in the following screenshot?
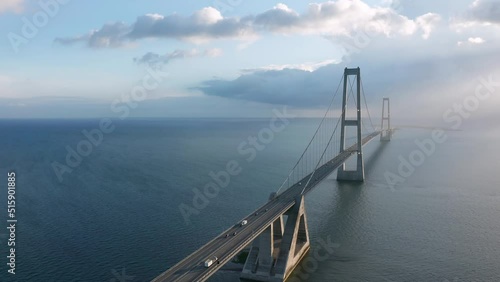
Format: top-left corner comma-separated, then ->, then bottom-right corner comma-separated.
241,220 -> 248,226
204,256 -> 218,268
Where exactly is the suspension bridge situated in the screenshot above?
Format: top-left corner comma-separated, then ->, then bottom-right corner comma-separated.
152,67 -> 393,282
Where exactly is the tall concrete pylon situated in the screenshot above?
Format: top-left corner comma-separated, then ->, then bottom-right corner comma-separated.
380,98 -> 391,141
337,67 -> 365,182
241,195 -> 310,282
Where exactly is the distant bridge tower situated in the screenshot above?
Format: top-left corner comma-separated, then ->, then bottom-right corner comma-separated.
337,67 -> 365,182
380,98 -> 391,141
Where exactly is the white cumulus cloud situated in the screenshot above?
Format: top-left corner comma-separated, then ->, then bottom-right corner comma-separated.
468,36 -> 485,43
458,36 -> 486,46
55,1 -> 440,48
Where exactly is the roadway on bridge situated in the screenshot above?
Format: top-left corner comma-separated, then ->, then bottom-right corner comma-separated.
152,131 -> 381,282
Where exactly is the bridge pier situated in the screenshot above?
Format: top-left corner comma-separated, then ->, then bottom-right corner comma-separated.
381,97 -> 392,141
337,67 -> 365,182
241,195 -> 310,282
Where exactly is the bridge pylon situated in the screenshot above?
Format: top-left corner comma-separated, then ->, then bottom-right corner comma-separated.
241,195 -> 310,282
337,67 -> 365,182
380,97 -> 391,141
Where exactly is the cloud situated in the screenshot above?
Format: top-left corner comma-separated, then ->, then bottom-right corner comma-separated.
458,36 -> 486,46
467,0 -> 500,24
196,64 -> 342,107
468,36 -> 486,43
241,59 -> 338,73
55,22 -> 130,48
253,1 -> 439,39
0,0 -> 24,13
195,43 -> 500,113
452,0 -> 500,30
416,13 -> 442,39
253,3 -> 301,32
55,8 -> 255,48
127,8 -> 256,43
55,1 -> 440,48
134,48 -> 223,68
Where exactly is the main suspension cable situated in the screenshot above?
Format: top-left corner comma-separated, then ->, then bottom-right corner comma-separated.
275,73 -> 344,195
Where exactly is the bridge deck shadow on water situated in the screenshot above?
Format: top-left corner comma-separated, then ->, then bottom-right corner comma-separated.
364,142 -> 390,176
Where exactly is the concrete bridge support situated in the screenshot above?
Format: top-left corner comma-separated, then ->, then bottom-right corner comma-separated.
380,97 -> 391,141
337,67 -> 365,182
241,195 -> 310,282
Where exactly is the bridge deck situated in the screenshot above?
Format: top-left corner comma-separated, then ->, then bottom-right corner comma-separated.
152,131 -> 381,282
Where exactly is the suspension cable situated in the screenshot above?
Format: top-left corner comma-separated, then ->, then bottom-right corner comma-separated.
275,73 -> 344,195
300,81 -> 353,195
360,77 -> 376,131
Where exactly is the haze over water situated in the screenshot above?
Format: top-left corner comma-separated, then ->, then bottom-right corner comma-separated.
0,118 -> 499,282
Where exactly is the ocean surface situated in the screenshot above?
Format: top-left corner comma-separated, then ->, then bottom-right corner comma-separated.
0,118 -> 499,282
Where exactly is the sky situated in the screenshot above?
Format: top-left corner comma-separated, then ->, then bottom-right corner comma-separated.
0,0 -> 499,122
